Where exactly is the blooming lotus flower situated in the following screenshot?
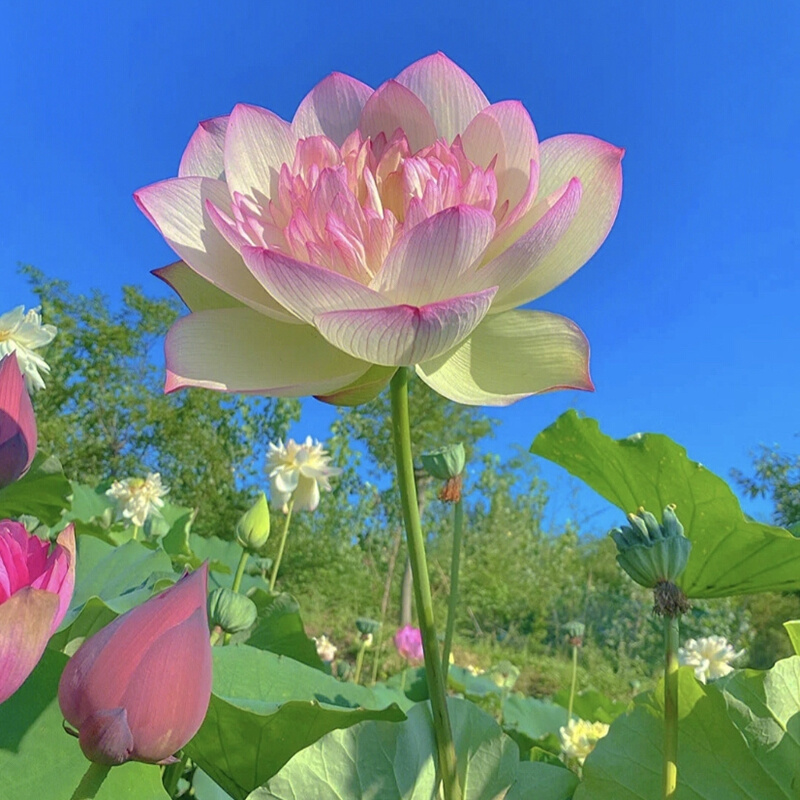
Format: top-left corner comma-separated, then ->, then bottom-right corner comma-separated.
313,634 -> 337,663
0,353 -> 37,488
0,521 -> 75,704
394,625 -> 424,663
58,563 -> 212,765
678,635 -> 744,684
136,53 -> 623,406
559,717 -> 610,764
106,472 -> 169,528
0,306 -> 57,393
266,437 -> 341,512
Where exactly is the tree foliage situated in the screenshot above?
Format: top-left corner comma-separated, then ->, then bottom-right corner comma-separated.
732,442 -> 800,528
22,265 -> 300,536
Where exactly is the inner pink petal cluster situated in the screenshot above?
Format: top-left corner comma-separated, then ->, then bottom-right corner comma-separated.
223,130 -> 507,284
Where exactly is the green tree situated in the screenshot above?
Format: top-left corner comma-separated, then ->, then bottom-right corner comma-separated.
732,442 -> 800,528
22,265 -> 300,536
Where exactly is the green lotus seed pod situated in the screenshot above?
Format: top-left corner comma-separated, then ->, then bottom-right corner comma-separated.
610,506 -> 691,588
420,443 -> 466,481
355,617 -> 381,635
564,621 -> 585,640
208,587 -> 258,634
236,492 -> 271,553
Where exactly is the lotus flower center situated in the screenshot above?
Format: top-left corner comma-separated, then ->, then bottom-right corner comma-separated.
230,129 -> 499,284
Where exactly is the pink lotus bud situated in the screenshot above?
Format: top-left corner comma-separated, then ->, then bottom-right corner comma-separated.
0,353 -> 37,488
394,625 -> 424,663
58,563 -> 212,765
0,521 -> 76,703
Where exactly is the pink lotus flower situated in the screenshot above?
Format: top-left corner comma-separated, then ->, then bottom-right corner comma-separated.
394,624 -> 424,663
0,521 -> 75,704
0,353 -> 37,488
136,53 -> 622,406
58,563 -> 212,765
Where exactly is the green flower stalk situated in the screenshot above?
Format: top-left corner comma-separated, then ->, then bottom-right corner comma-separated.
390,368 -> 461,800
422,443 -> 467,681
268,497 -> 295,592
610,505 -> 690,800
564,621 -> 585,722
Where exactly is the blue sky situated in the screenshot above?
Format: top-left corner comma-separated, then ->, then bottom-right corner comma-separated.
2,1 -> 798,528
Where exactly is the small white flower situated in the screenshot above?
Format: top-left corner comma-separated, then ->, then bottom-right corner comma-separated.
265,437 -> 342,513
0,306 -> 57,392
559,718 -> 610,764
106,472 -> 169,528
313,634 -> 337,663
678,635 -> 744,683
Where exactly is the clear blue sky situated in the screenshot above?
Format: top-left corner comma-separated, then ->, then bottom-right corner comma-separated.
2,1 -> 798,528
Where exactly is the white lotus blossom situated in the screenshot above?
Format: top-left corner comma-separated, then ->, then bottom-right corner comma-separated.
106,472 -> 169,528
678,635 -> 745,683
313,635 -> 337,663
559,718 -> 610,764
265,437 -> 342,513
0,306 -> 57,392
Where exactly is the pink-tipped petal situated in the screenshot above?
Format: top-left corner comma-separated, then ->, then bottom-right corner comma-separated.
370,206 -> 496,305
465,177 -> 583,308
313,288 -> 497,367
153,262 -> 245,312
242,247 -> 386,324
0,587 -> 59,703
395,53 -> 489,142
134,177 -> 291,321
178,116 -> 229,179
293,72 -> 373,146
358,80 -> 438,153
461,100 -> 539,213
164,308 -> 371,396
491,135 -> 623,298
0,353 -> 37,487
416,309 -> 592,406
224,103 -> 297,203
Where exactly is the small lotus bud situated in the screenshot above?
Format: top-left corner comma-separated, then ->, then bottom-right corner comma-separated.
355,617 -> 381,636
236,493 -> 271,553
207,587 -> 258,634
610,505 -> 691,589
421,443 -> 466,481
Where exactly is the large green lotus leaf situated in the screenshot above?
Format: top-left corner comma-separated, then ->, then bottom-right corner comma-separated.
575,663 -> 800,799
502,694 -> 568,741
244,589 -> 324,670
251,698 -> 519,800
783,621 -> 800,655
505,762 -> 579,800
448,665 -> 505,699
531,411 -> 800,597
716,658 -> 800,797
190,534 -> 270,594
0,649 -> 169,799
50,536 -> 175,651
184,644 -> 407,800
0,454 -> 72,524
551,689 -> 629,724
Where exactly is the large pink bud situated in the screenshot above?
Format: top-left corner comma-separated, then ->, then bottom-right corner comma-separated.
0,521 -> 75,704
58,563 -> 212,765
0,353 -> 37,488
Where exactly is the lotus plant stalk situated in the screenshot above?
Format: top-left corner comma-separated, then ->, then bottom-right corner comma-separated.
222,548 -> 250,645
68,762 -> 112,800
568,644 -> 579,721
441,496 -> 463,680
390,368 -> 461,800
268,497 -> 295,592
663,614 -> 680,799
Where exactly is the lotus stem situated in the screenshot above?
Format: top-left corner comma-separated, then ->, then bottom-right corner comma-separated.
222,549 -> 250,645
69,763 -> 112,800
353,640 -> 367,685
663,614 -> 680,799
441,496 -> 464,681
163,752 -> 189,797
568,644 -> 579,721
268,497 -> 295,592
390,368 -> 461,800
